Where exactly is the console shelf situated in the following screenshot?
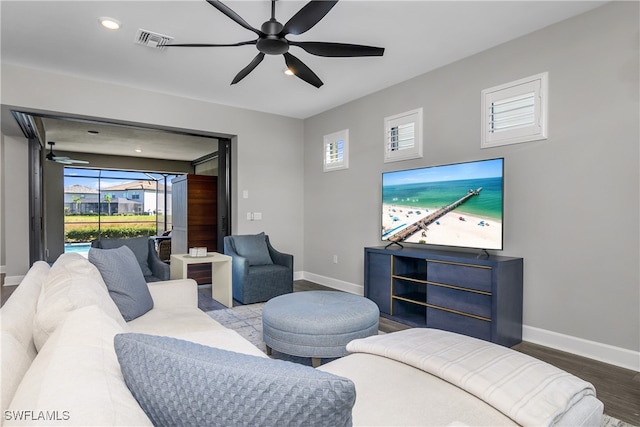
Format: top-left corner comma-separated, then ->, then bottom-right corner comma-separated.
364,246 -> 523,347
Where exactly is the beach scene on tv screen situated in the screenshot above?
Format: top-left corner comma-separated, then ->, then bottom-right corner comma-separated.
382,159 -> 503,250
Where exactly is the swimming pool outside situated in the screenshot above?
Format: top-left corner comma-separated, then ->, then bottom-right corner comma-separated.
64,243 -> 91,257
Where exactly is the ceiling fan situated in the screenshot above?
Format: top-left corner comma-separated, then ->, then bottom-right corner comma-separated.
46,142 -> 89,165
167,0 -> 385,88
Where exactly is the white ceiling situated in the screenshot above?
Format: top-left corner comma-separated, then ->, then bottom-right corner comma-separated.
1,0 -> 608,159
41,117 -> 219,162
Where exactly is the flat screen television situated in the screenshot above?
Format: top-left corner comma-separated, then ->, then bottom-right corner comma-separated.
381,158 -> 504,251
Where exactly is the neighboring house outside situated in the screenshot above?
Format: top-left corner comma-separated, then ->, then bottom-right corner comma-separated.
64,185 -> 100,214
101,180 -> 168,216
64,180 -> 170,215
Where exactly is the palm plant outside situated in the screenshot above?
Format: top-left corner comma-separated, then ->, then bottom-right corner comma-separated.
104,194 -> 112,216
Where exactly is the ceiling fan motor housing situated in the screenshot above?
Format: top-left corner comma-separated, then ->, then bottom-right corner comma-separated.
258,19 -> 289,55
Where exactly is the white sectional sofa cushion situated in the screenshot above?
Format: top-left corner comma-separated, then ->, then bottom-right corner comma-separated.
6,305 -> 150,426
335,328 -> 603,426
0,261 -> 50,417
33,253 -> 126,351
319,352 -> 517,426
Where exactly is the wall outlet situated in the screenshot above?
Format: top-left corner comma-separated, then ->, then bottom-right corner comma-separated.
333,255 -> 338,264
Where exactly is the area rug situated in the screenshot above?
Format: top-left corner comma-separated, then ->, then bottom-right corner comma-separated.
207,303 -> 266,353
601,415 -> 636,427
206,305 -> 634,427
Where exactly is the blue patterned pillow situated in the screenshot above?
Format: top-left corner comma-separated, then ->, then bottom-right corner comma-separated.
96,236 -> 153,277
88,246 -> 153,321
114,333 -> 355,427
232,232 -> 273,265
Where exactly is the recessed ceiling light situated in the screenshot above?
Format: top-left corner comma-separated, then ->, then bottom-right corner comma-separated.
99,17 -> 121,30
87,130 -> 99,135
135,148 -> 142,153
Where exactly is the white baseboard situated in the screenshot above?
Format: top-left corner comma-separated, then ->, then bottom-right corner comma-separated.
0,264 -> 5,274
298,271 -> 639,372
300,271 -> 364,296
3,275 -> 24,286
523,325 -> 639,372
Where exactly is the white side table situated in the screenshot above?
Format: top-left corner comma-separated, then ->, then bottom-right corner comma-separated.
170,252 -> 233,308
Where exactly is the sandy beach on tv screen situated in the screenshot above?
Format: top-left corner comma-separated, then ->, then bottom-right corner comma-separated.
382,204 -> 502,249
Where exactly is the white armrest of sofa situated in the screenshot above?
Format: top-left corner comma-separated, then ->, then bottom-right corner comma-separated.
147,279 -> 198,309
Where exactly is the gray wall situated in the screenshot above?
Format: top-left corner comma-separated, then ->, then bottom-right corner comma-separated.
303,2 -> 639,361
1,65 -> 305,276
0,134 -> 3,273
0,135 -> 31,281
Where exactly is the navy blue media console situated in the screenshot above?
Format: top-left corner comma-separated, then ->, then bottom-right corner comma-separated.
364,246 -> 523,347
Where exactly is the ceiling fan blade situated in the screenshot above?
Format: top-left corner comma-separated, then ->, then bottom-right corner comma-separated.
290,41 -> 384,57
59,159 -> 90,165
46,154 -> 89,165
281,1 -> 338,36
283,52 -> 323,88
167,40 -> 257,48
231,52 -> 265,85
205,0 -> 262,36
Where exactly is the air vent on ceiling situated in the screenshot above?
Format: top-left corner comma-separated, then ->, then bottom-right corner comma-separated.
135,29 -> 173,50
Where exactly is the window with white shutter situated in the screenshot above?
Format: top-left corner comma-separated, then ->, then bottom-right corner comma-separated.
323,129 -> 349,172
384,108 -> 423,163
481,72 -> 548,148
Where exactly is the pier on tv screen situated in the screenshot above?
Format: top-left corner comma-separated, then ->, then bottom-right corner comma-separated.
382,158 -> 504,251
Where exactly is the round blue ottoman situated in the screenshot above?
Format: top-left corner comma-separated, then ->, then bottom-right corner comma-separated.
262,291 -> 379,367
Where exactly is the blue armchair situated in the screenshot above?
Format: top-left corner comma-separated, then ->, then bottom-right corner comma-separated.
223,233 -> 293,304
91,236 -> 170,282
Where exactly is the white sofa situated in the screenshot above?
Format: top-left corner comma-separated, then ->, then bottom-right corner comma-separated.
1,253 -> 603,426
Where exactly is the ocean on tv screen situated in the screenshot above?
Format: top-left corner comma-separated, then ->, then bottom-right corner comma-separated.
382,159 -> 503,250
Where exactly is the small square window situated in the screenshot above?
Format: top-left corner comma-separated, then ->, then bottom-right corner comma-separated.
384,108 -> 423,163
323,129 -> 349,172
481,72 -> 548,148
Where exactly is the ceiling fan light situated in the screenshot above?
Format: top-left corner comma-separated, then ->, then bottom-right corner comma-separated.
284,68 -> 294,76
99,17 -> 121,30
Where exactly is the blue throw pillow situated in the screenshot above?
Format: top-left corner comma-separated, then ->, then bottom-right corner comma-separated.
97,236 -> 153,277
114,333 -> 355,427
88,246 -> 153,321
232,232 -> 273,266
